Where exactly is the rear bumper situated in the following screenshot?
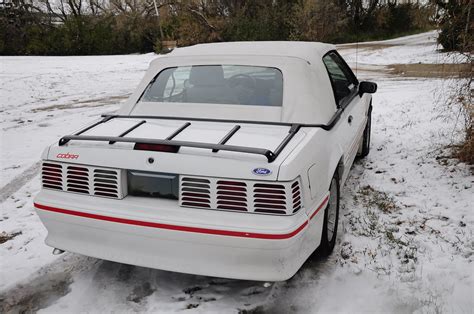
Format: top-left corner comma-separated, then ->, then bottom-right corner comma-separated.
34,190 -> 327,281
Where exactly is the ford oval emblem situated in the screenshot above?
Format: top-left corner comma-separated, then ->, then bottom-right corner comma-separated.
253,168 -> 272,176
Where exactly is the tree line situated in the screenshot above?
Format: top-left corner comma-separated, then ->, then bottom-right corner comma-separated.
0,0 -> 454,55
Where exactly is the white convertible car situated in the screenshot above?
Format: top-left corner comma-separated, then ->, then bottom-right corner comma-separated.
34,42 -> 376,281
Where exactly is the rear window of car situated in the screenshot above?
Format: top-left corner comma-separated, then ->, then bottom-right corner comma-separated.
140,65 -> 283,107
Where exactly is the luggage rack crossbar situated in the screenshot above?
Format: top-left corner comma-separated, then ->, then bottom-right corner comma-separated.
60,135 -> 277,162
57,114 -> 335,163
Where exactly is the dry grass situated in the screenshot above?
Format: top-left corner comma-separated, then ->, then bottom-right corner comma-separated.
388,63 -> 472,78
454,119 -> 474,166
357,185 -> 400,214
448,71 -> 473,169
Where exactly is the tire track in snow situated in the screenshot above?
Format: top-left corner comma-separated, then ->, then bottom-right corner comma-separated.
0,254 -> 95,313
0,162 -> 40,203
0,271 -> 72,313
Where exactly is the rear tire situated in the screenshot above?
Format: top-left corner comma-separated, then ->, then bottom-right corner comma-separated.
319,172 -> 340,256
358,107 -> 372,158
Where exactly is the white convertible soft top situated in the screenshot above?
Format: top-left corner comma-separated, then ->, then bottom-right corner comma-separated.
120,41 -> 339,125
170,41 -> 335,65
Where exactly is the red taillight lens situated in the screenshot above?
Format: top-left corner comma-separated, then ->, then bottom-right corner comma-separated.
134,143 -> 180,153
217,185 -> 246,192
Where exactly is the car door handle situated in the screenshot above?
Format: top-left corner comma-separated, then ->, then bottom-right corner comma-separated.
348,115 -> 353,124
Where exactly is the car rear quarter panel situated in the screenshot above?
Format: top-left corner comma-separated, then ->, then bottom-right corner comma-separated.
277,128 -> 343,216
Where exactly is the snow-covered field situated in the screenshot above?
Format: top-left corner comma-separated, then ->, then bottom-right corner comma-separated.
1,32 -> 472,313
339,30 -> 468,65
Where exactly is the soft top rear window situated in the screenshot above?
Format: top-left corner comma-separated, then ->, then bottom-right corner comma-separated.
140,65 -> 283,107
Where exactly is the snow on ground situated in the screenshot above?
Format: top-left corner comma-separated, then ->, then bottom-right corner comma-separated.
339,30 -> 469,65
1,32 -> 473,313
0,54 -> 156,191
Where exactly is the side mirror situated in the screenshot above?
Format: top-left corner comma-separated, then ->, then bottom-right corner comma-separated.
359,81 -> 377,95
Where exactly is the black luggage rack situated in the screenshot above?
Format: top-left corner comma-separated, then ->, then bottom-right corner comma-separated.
58,113 -> 341,163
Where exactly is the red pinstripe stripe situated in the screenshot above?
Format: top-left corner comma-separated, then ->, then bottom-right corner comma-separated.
309,195 -> 329,220
34,203 -> 307,240
34,195 -> 328,240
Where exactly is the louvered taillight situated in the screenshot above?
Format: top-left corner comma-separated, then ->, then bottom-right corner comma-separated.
66,165 -> 89,194
216,180 -> 248,211
93,169 -> 120,198
291,180 -> 302,213
253,183 -> 287,214
41,162 -> 63,190
41,161 -> 125,199
179,176 -> 302,215
180,177 -> 211,208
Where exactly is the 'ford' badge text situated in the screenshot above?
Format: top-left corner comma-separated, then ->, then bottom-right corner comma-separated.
253,168 -> 272,176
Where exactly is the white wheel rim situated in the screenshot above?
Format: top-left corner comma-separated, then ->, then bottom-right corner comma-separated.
327,178 -> 338,241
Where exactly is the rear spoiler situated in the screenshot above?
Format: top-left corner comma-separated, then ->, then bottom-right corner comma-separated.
58,113 -> 341,163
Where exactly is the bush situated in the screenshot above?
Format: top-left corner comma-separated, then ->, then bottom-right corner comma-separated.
221,1 -> 294,42
288,0 -> 346,42
434,0 -> 473,167
436,0 -> 473,52
457,124 -> 473,165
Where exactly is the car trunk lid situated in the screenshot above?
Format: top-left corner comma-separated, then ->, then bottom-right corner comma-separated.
47,117 -> 306,181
